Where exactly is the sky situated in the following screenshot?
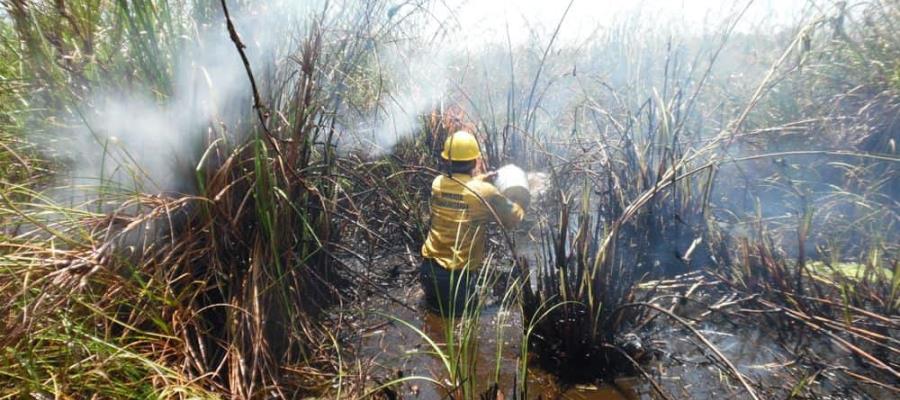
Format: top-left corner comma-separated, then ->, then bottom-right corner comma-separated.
431,0 -> 811,48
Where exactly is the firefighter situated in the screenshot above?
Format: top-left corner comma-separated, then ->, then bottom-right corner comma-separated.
420,130 -> 526,315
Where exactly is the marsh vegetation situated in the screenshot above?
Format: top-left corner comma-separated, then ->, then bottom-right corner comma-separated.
0,0 -> 897,398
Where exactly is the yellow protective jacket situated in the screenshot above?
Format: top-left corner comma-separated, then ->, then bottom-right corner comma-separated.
421,173 -> 526,271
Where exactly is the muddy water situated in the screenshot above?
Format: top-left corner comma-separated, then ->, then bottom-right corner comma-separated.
350,248 -> 900,399
352,215 -> 651,398
352,268 -> 838,399
357,281 -> 649,399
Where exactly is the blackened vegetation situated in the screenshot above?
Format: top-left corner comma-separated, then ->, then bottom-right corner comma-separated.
521,149 -> 724,384
518,56 -> 727,388
508,4 -> 900,395
524,196 -> 640,382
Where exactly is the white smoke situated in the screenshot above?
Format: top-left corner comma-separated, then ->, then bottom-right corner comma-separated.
344,43 -> 451,154
50,0 -> 325,196
43,0 -> 812,196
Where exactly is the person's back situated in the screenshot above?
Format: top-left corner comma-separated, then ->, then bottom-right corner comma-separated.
419,130 -> 526,315
422,173 -> 523,271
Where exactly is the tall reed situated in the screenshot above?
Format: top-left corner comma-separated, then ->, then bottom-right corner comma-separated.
0,0 -> 421,397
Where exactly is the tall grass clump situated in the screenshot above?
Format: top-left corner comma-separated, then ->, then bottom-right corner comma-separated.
486,9 -> 756,385
0,0 -> 431,397
0,14 -> 42,187
519,82 -> 724,383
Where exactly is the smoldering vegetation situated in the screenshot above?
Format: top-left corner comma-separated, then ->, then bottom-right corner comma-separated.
0,0 -> 897,399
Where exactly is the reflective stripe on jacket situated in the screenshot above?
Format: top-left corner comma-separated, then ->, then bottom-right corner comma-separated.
421,173 -> 525,271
